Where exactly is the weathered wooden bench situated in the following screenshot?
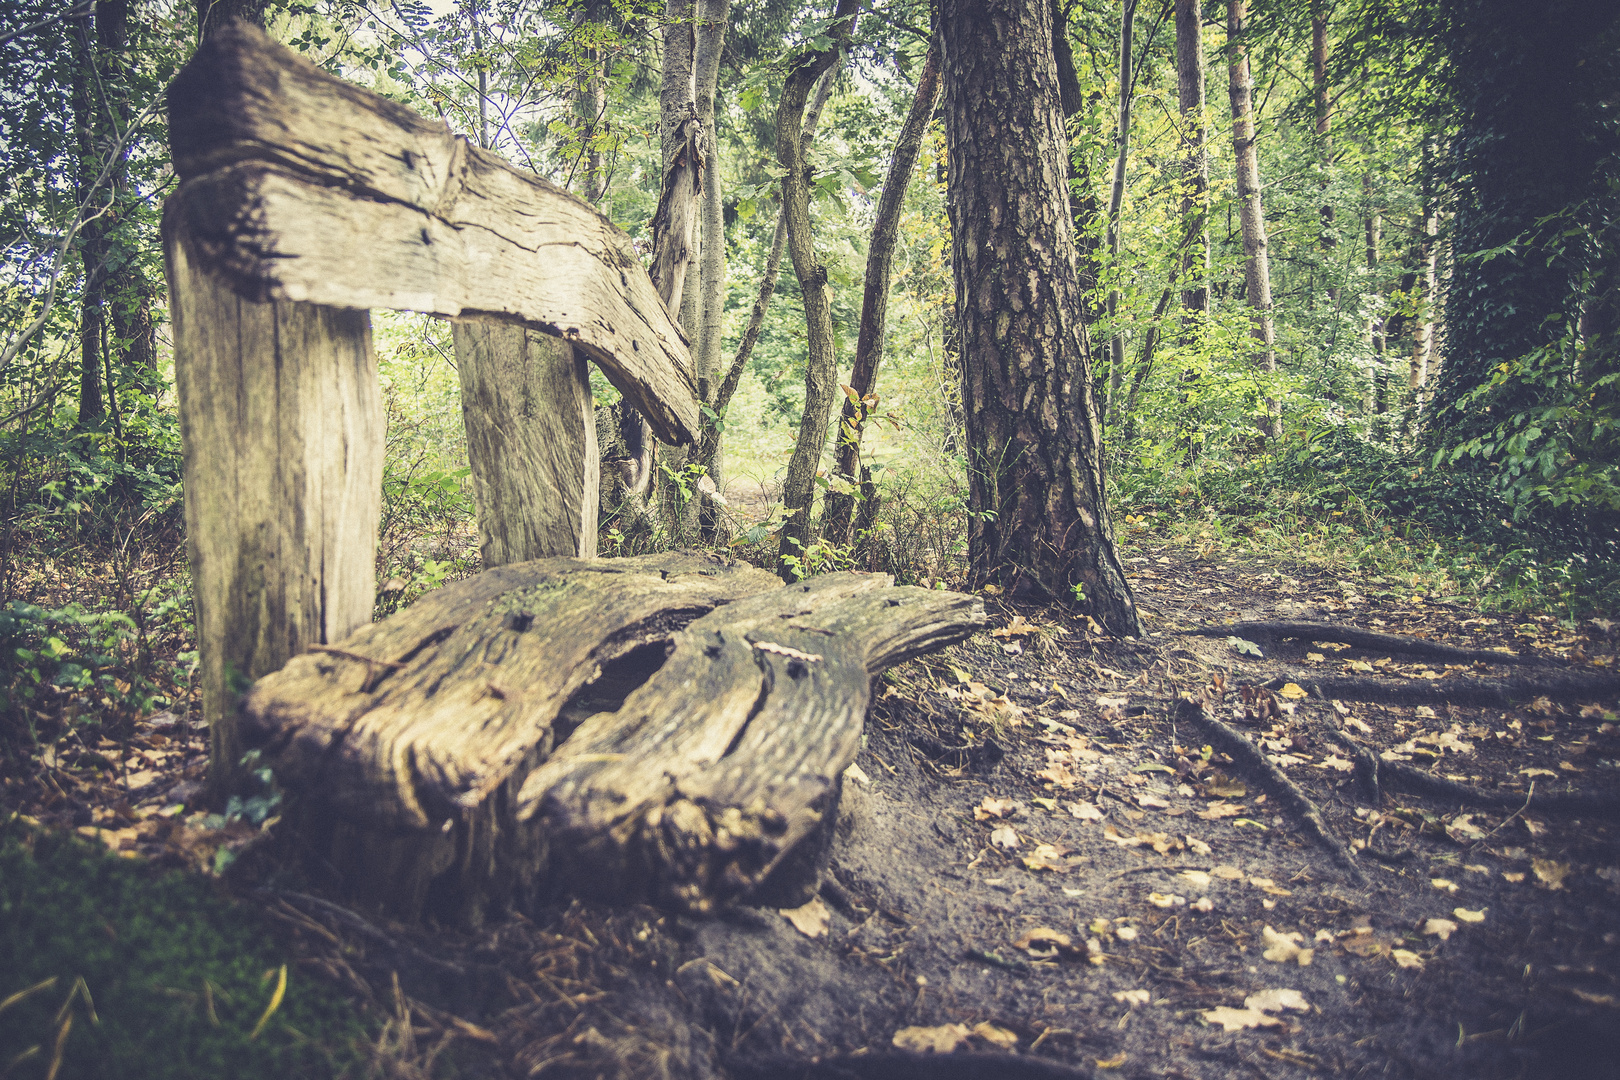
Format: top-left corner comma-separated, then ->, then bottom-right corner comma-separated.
164,23 -> 982,925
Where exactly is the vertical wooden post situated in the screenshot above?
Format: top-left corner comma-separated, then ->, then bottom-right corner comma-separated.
166,230 -> 383,798
452,322 -> 600,564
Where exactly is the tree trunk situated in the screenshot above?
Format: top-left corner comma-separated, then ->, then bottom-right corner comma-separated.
1411,138 -> 1439,402
775,0 -> 859,579
1103,0 -> 1136,426
695,69 -> 839,510
822,39 -> 942,546
1175,0 -> 1209,326
1313,0 -> 1337,306
72,19 -> 105,428
941,0 -> 1141,634
197,0 -> 265,38
617,0 -> 702,507
1364,171 -> 1385,424
1051,0 -> 1103,320
691,0 -> 730,536
1226,0 -> 1278,434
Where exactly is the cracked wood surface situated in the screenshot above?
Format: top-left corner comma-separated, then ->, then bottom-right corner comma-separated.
165,20 -> 698,445
239,553 -> 983,920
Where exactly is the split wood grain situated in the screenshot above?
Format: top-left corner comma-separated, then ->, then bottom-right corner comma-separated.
454,322 -> 599,564
165,20 -> 697,445
166,229 -> 383,796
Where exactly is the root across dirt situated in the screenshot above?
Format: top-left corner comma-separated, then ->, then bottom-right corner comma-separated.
9,543 -> 1620,1079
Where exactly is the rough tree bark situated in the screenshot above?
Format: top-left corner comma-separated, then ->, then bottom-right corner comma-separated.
1411,137 -> 1439,401
72,17 -> 104,427
822,38 -> 942,546
940,0 -> 1141,633
775,0 -> 859,579
1226,0 -> 1278,434
1175,0 -> 1209,325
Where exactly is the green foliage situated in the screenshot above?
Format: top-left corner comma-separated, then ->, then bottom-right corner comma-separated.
0,822 -> 370,1079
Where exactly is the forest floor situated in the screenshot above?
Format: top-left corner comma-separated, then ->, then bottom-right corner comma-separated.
6,539 -> 1620,1079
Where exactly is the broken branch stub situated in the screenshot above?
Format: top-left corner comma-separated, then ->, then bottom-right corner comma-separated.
240,554 -> 983,924
165,20 -> 697,445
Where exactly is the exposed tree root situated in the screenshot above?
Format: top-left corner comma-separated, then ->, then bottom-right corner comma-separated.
1350,755 -> 1620,814
1174,696 -> 1364,882
1188,620 -> 1565,667
1267,672 -> 1620,709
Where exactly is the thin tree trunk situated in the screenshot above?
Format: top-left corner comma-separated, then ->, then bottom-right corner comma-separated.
1411,138 -> 1439,402
1312,0 -> 1337,306
98,0 -> 156,383
1365,171 -> 1384,420
774,0 -> 859,579
822,39 -> 942,546
696,69 -> 838,489
1052,0 -> 1103,320
691,0 -> 730,537
941,0 -> 1140,634
1175,0 -> 1208,326
1103,0 -> 1137,426
614,0 -> 700,510
1226,0 -> 1278,435
73,17 -> 104,428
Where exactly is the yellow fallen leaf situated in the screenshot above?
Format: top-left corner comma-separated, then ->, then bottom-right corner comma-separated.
971,1022 -> 1018,1048
1306,652 -> 1326,662
1147,892 -> 1185,908
1391,949 -> 1425,969
892,1024 -> 971,1053
1245,988 -> 1309,1013
1212,864 -> 1244,880
1532,859 -> 1570,890
781,897 -> 830,938
1261,926 -> 1312,965
1453,907 -> 1487,923
1113,989 -> 1151,1006
1423,918 -> 1458,941
1430,878 -> 1459,893
1095,1051 -> 1128,1068
1202,1006 -> 1283,1032
1278,683 -> 1308,700
1197,802 -> 1243,820
1013,927 -> 1072,955
1067,801 -> 1105,821
989,825 -> 1020,849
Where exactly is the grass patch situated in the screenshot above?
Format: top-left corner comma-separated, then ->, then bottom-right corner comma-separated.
0,818 -> 371,1079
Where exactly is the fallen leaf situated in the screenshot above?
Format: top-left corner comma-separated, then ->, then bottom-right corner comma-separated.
1113,989 -> 1151,1007
843,762 -> 870,785
1306,652 -> 1326,662
1095,1051 -> 1128,1069
1067,801 -> 1105,821
1227,637 -> 1264,658
1261,926 -> 1313,966
975,796 -> 1022,821
1202,1006 -> 1284,1032
1346,659 -> 1375,673
1391,949 -> 1425,969
991,615 -> 1039,638
1415,705 -> 1438,719
1446,814 -> 1488,842
1032,797 -> 1057,811
1454,907 -> 1486,923
1180,870 -> 1212,888
1137,794 -> 1171,810
1430,878 -> 1459,893
1022,843 -> 1073,872
1186,835 -> 1213,856
1205,777 -> 1247,798
1532,859 -> 1570,890
1245,988 -> 1310,1013
892,1024 -> 971,1053
781,897 -> 830,938
989,825 -> 1020,850
1424,918 -> 1458,941
1519,768 -> 1557,779
971,1022 -> 1018,1049
1192,896 -> 1214,912
1503,871 -> 1526,883
1036,763 -> 1081,788
1147,892 -> 1186,908
1212,864 -> 1245,880
1197,801 -> 1243,820
1316,755 -> 1355,772
1278,683 -> 1309,700
1114,925 -> 1139,941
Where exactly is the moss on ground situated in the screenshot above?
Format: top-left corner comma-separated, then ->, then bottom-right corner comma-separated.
0,818 -> 371,1079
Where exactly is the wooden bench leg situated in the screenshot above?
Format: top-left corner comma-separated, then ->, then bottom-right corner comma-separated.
453,322 -> 599,564
166,232 -> 383,799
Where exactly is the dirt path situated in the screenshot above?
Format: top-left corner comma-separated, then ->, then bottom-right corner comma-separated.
15,544 -> 1620,1078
